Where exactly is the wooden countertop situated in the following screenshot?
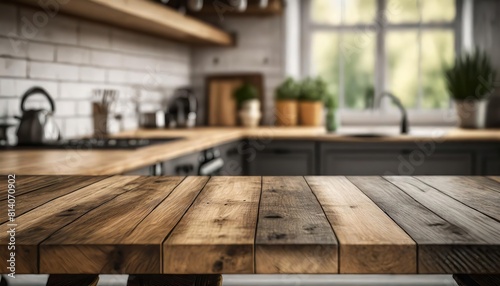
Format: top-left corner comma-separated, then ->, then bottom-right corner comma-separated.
1,175 -> 499,275
1,127 -> 499,175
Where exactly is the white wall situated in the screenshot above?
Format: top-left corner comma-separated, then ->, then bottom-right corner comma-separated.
191,15 -> 285,125
0,2 -> 191,142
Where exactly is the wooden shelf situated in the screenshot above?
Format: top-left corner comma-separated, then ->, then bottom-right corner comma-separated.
15,0 -> 234,46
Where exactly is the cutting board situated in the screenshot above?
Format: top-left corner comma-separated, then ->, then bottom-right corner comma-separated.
206,74 -> 264,126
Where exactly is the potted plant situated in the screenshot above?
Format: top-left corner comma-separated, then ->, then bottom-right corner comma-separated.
445,50 -> 497,129
233,83 -> 261,128
275,77 -> 300,126
299,77 -> 328,126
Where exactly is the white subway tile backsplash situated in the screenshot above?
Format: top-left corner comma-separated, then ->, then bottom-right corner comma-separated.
0,58 -> 27,77
0,79 -> 16,96
79,66 -> 106,82
55,100 -> 77,116
79,21 -> 111,49
29,62 -> 78,80
90,50 -> 122,68
27,42 -> 55,61
14,79 -> 58,98
57,46 -> 90,64
0,2 -> 192,137
59,82 -> 95,99
19,8 -> 78,45
0,37 -> 27,57
76,101 -> 92,116
0,4 -> 17,36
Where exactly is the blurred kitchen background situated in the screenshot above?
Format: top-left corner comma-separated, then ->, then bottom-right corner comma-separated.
0,0 -> 498,145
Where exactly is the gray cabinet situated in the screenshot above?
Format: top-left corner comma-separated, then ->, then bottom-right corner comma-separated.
123,165 -> 155,176
163,151 -> 201,176
320,142 -> 474,175
218,140 -> 244,175
245,141 -> 316,175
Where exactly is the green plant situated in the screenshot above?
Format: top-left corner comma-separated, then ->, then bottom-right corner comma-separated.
275,77 -> 301,100
325,93 -> 337,110
299,77 -> 330,102
444,49 -> 497,101
233,83 -> 258,107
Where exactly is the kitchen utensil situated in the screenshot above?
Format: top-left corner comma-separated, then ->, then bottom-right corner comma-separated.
139,111 -> 166,128
206,73 -> 264,126
92,89 -> 118,136
16,87 -> 60,145
169,88 -> 197,128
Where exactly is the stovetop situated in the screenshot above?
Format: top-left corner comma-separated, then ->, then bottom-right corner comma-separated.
0,137 -> 182,150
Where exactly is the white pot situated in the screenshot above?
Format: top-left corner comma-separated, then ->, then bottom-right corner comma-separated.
239,99 -> 261,127
454,99 -> 486,129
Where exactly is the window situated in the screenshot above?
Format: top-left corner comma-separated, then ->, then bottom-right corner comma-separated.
303,0 -> 459,112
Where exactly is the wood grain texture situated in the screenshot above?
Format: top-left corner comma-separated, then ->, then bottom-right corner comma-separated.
255,177 -> 338,274
381,176 -> 500,274
489,176 -> 500,184
1,176 -> 108,223
416,176 -> 500,221
163,177 -> 261,274
13,0 -> 234,46
306,176 -> 416,274
40,176 -> 185,274
0,176 -> 142,274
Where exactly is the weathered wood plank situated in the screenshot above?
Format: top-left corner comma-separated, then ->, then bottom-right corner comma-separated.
0,175 -> 66,198
163,177 -> 261,274
489,176 -> 500,184
416,176 -> 500,221
40,176 -> 185,274
1,176 -> 109,224
255,177 -> 338,274
378,176 -> 500,274
0,176 -> 142,274
306,176 -> 416,274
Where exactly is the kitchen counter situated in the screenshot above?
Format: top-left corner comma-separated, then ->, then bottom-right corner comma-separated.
1,127 -> 499,175
1,175 -> 499,275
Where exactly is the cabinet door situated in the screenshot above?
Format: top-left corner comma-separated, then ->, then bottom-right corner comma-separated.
246,141 -> 316,176
162,152 -> 201,176
218,140 -> 244,176
480,153 -> 500,175
123,165 -> 153,176
320,143 -> 473,175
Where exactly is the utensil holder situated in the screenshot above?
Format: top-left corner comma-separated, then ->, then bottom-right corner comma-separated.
93,103 -> 109,137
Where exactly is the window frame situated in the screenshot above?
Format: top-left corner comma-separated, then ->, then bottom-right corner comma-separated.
300,0 -> 464,126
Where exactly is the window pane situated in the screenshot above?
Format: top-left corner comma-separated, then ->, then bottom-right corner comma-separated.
311,0 -> 342,25
421,31 -> 454,109
312,32 -> 375,109
311,32 -> 340,99
386,32 -> 419,108
386,0 -> 419,23
344,0 -> 377,24
421,0 -> 455,22
342,33 -> 376,109
311,0 -> 376,25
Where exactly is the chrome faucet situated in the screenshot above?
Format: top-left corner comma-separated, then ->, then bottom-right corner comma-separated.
377,92 -> 409,134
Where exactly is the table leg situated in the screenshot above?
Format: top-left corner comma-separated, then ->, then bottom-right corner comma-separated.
127,275 -> 223,286
453,274 -> 500,286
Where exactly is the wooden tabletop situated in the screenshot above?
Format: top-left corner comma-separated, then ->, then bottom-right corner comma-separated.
1,175 -> 499,275
1,127 -> 500,175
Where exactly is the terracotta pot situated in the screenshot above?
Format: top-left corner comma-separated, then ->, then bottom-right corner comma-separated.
275,100 -> 298,126
454,99 -> 486,129
299,101 -> 324,126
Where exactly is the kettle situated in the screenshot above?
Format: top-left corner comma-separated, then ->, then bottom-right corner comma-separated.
16,87 -> 60,145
